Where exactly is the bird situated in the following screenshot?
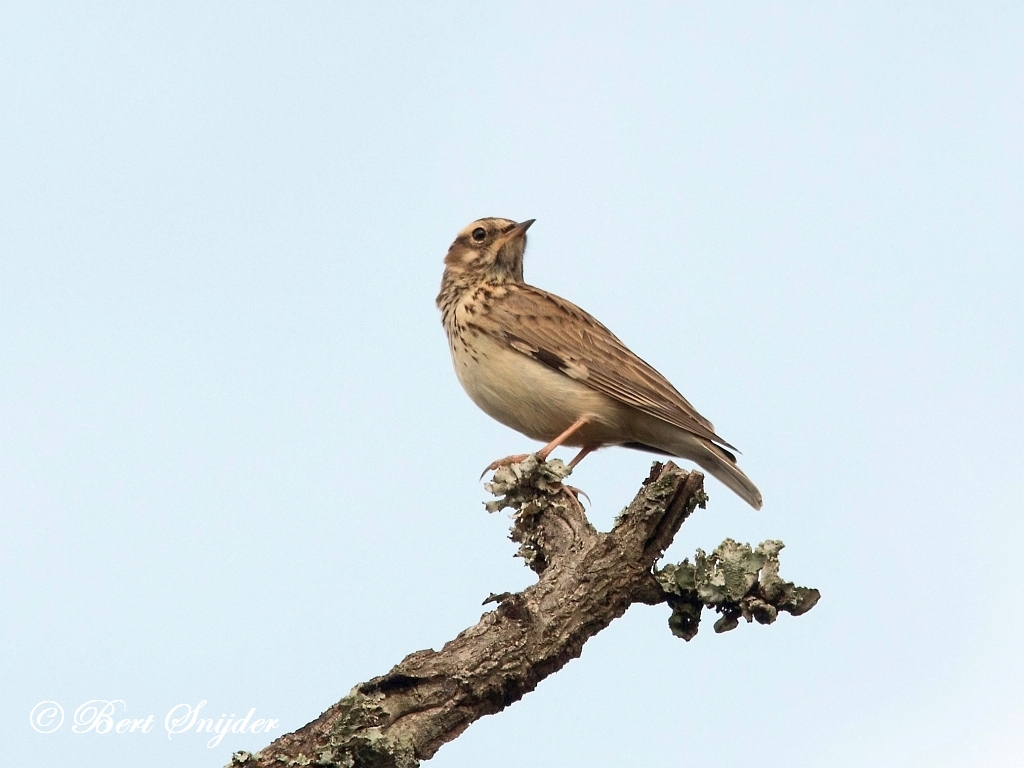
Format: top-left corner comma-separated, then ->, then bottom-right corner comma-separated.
436,217 -> 762,510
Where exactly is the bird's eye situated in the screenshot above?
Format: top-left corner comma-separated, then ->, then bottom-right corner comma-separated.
471,227 -> 487,242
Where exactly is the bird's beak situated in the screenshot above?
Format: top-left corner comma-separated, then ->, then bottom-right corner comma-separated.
506,219 -> 536,240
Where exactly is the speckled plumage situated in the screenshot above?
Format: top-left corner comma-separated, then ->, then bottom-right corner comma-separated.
437,217 -> 762,509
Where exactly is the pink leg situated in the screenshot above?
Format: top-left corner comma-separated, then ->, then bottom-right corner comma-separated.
536,417 -> 590,462
568,445 -> 596,469
481,417 -> 591,478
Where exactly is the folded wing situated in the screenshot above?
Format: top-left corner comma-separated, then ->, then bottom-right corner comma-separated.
474,283 -> 737,451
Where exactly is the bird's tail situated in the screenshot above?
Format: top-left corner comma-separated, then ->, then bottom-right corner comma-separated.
694,442 -> 763,510
626,418 -> 763,509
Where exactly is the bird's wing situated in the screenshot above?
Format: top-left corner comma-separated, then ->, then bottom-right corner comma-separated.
475,283 -> 736,450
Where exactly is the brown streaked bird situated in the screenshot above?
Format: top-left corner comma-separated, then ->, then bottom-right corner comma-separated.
436,217 -> 762,509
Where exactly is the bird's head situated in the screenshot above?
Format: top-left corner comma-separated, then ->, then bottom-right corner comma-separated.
442,217 -> 535,284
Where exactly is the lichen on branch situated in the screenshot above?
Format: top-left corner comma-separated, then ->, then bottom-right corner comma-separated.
232,458 -> 819,768
656,539 -> 821,640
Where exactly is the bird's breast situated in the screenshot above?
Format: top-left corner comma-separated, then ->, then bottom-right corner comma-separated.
448,326 -> 626,446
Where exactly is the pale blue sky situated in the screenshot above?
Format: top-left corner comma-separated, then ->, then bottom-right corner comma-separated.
2,3 -> 1022,766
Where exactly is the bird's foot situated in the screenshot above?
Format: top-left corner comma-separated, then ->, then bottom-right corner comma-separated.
483,454 -> 576,514
560,484 -> 590,506
479,454 -> 531,480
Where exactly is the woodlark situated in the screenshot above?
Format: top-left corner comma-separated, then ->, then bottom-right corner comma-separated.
436,217 -> 763,509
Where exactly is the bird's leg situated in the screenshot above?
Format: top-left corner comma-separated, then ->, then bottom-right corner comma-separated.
558,444 -> 598,503
480,417 -> 590,479
568,445 -> 596,468
536,417 -> 590,462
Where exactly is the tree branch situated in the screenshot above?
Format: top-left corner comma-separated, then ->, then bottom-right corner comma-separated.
231,458 -> 818,768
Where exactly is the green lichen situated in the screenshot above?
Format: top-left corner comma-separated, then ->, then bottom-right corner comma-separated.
656,539 -> 819,641
483,455 -> 577,571
318,689 -> 418,768
230,689 -> 419,768
483,455 -> 572,515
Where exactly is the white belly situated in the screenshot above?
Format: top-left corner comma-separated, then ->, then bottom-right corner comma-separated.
449,330 -> 626,446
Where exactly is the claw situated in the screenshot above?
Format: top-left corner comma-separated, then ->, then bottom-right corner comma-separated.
480,453 -> 531,481
561,484 -> 590,506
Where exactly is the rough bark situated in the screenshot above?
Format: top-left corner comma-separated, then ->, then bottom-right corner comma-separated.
230,458 -> 819,768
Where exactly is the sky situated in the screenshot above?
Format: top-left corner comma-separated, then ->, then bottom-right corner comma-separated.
2,3 -> 1022,766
